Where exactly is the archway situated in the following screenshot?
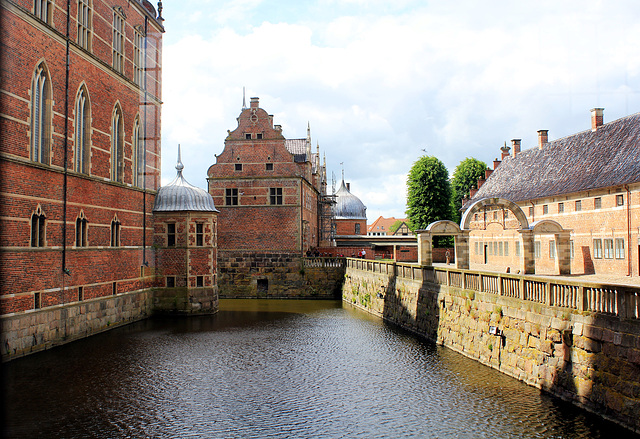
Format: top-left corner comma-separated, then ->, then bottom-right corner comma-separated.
417,220 -> 470,269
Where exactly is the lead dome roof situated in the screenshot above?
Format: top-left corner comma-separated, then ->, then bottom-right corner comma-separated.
153,151 -> 218,212
333,180 -> 366,220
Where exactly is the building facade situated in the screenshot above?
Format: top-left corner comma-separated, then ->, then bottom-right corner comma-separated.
333,179 -> 367,238
0,0 -> 165,359
464,109 -> 640,278
207,97 -> 331,297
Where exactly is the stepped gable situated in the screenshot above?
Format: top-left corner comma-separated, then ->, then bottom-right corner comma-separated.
470,112 -> 640,203
154,150 -> 218,212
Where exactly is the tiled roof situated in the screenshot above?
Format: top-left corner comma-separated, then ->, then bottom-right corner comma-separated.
285,139 -> 307,162
469,112 -> 640,204
367,216 -> 409,233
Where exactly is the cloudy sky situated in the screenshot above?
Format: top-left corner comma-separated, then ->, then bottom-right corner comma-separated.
160,0 -> 640,222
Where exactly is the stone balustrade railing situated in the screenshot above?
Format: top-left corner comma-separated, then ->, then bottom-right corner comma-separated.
345,258 -> 640,320
303,257 -> 346,268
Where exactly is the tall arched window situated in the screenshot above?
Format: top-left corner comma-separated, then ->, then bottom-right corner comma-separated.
31,63 -> 51,164
111,105 -> 124,182
132,117 -> 144,187
74,85 -> 91,174
30,205 -> 46,247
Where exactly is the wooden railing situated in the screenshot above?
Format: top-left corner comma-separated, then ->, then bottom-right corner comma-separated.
345,258 -> 640,320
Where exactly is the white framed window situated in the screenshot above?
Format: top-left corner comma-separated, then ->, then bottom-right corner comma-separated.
615,238 -> 625,259
594,197 -> 602,210
112,10 -> 125,73
549,240 -> 555,259
74,86 -> 90,174
603,239 -> 614,259
515,241 -> 520,257
34,0 -> 52,23
498,242 -> 503,257
616,194 -> 624,207
31,63 -> 51,164
111,105 -> 124,182
558,202 -> 564,213
575,200 -> 582,211
543,205 -> 548,215
593,239 -> 602,259
133,28 -> 144,86
77,0 -> 92,50
534,241 -> 541,259
504,242 -> 509,257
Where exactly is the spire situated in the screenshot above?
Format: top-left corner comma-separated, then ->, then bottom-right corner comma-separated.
306,122 -> 311,160
340,162 -> 344,182
176,144 -> 184,174
242,87 -> 246,109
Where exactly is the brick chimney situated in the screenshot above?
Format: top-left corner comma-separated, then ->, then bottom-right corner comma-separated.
500,143 -> 511,160
493,158 -> 501,170
591,108 -> 604,131
477,177 -> 485,189
537,130 -> 548,149
250,97 -> 259,109
469,187 -> 478,198
511,139 -> 521,157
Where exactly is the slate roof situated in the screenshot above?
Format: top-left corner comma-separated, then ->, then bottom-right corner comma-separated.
285,139 -> 308,162
333,180 -> 367,219
469,112 -> 640,204
154,154 -> 218,212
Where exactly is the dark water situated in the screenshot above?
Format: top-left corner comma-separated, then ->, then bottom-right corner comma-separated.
2,299 -> 638,439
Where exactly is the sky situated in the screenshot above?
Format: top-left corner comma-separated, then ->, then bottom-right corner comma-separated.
160,0 -> 640,222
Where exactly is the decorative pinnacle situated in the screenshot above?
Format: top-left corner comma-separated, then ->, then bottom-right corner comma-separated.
176,144 -> 184,173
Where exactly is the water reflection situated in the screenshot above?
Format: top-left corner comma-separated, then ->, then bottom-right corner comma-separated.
3,299 -> 637,438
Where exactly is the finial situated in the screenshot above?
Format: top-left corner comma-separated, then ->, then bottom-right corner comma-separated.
176,144 -> 184,173
340,162 -> 344,182
157,1 -> 164,21
242,87 -> 246,109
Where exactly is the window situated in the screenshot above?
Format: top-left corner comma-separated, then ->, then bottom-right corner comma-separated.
487,242 -> 492,256
225,188 -> 238,205
270,188 -> 283,205
256,133 -> 263,139
575,200 -> 582,211
594,197 -> 602,209
593,239 -> 602,259
78,286 -> 84,301
133,117 -> 144,187
528,206 -> 534,217
196,276 -> 204,287
493,242 -> 498,256
534,241 -> 541,259
245,133 -> 252,140
603,239 -> 614,259
77,0 -> 92,50
75,211 -> 88,247
355,223 -> 361,234
616,194 -> 624,207
543,205 -> 548,215
34,0 -> 52,23
474,214 -> 478,221
133,28 -> 144,86
615,238 -> 625,259
112,10 -> 125,72
235,163 -> 242,171
504,242 -> 509,257
196,223 -> 204,246
498,242 -> 503,256
558,202 -> 564,213
167,223 -> 176,247
34,292 -> 41,309
31,63 -> 51,164
549,240 -> 555,259
110,217 -> 120,247
515,241 -> 520,257
493,211 -> 497,220
474,242 -> 479,255
112,282 -> 117,295
166,276 -> 175,288
570,240 -> 574,259
266,163 -> 273,171
74,86 -> 90,174
30,206 -> 46,247
111,105 -> 124,182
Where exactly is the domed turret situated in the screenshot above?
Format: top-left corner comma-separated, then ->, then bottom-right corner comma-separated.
333,179 -> 366,220
153,147 -> 218,212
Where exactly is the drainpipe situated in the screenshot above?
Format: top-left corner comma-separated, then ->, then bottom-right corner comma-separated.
626,185 -> 631,276
142,16 -> 148,268
62,0 -> 71,280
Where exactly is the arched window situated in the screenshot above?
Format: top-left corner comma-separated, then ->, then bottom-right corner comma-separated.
76,210 -> 88,247
111,105 -> 124,182
110,215 -> 120,247
30,205 -> 46,247
74,85 -> 91,174
132,117 -> 144,187
31,63 -> 51,164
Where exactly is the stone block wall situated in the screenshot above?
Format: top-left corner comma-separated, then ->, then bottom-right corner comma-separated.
343,262 -> 640,434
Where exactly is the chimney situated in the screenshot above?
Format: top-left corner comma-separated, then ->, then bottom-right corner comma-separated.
591,107 -> 604,131
500,143 -> 511,160
250,97 -> 259,109
477,176 -> 485,189
511,139 -> 521,157
493,158 -> 501,170
346,182 -> 351,191
469,187 -> 478,198
484,167 -> 493,179
537,130 -> 548,149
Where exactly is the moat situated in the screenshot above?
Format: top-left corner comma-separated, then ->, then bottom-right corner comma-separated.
3,299 -> 638,439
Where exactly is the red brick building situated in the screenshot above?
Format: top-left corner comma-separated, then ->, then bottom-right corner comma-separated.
0,0 -> 165,358
463,109 -> 640,279
333,178 -> 367,238
207,97 -> 331,297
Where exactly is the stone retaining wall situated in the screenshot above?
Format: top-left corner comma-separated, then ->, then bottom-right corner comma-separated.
1,289 -> 153,361
343,261 -> 640,434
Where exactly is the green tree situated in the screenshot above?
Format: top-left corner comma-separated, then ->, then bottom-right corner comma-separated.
451,157 -> 487,222
389,220 -> 403,234
406,155 -> 452,231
